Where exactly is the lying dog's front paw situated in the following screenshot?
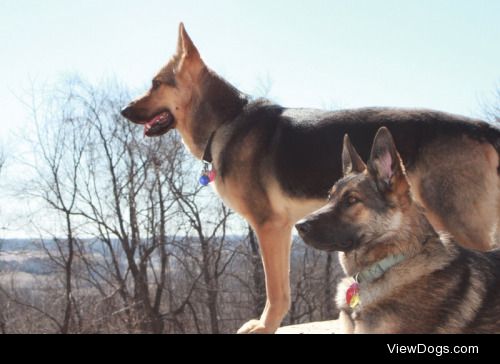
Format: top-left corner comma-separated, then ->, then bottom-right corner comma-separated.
237,319 -> 277,334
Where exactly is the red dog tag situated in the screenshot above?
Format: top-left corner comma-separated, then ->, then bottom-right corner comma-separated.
346,282 -> 360,308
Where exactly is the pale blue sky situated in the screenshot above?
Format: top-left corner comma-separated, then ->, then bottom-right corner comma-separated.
0,0 -> 499,237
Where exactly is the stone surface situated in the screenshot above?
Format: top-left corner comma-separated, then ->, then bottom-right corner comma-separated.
276,319 -> 346,334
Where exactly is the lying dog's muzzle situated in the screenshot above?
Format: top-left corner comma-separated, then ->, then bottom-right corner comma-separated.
295,220 -> 312,236
296,219 -> 359,252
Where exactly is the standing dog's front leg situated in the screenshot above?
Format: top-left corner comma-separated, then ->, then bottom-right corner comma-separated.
237,220 -> 292,334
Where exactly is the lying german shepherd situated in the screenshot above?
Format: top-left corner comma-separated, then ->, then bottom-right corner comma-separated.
121,23 -> 500,333
296,127 -> 500,333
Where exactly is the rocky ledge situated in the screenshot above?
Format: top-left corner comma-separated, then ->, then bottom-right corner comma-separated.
276,319 -> 346,334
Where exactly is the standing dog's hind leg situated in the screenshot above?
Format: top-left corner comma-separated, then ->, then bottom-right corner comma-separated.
411,138 -> 499,251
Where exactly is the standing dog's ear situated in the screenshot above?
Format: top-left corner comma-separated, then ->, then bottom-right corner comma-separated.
342,134 -> 366,176
367,127 -> 410,197
177,23 -> 200,60
176,23 -> 204,81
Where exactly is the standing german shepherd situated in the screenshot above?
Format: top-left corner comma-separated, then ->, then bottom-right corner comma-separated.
121,23 -> 500,333
296,128 -> 500,333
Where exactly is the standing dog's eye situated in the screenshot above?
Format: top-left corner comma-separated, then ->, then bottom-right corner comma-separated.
152,80 -> 161,90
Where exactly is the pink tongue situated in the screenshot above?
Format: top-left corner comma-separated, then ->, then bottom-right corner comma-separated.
146,113 -> 165,127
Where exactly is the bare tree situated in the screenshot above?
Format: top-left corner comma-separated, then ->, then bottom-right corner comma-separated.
322,252 -> 336,319
167,175 -> 237,333
7,81 -> 94,333
62,79 -> 196,333
33,78 -> 238,333
4,76 -> 346,333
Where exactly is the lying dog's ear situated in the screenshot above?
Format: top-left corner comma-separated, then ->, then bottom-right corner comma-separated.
342,134 -> 366,176
175,23 -> 205,81
367,127 -> 409,197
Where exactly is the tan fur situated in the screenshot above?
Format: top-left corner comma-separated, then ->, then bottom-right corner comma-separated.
339,238 -> 453,310
215,169 -> 326,333
407,176 -> 448,232
211,120 -> 327,333
410,136 -> 499,251
211,128 -> 264,216
125,24 -> 208,158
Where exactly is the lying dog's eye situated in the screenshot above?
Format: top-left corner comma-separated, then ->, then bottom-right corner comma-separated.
152,80 -> 161,90
346,196 -> 359,206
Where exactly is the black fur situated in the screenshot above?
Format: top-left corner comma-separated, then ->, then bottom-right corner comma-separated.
220,100 -> 500,199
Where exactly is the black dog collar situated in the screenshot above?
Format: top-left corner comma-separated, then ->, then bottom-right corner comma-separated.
202,131 -> 216,164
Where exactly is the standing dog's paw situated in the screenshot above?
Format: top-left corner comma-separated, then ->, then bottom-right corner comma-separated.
237,319 -> 277,334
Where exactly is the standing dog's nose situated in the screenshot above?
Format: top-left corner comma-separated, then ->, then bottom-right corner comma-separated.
121,105 -> 133,119
295,220 -> 312,236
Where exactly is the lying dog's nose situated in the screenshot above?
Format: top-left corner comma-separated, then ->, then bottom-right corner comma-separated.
295,220 -> 312,236
121,105 -> 133,119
